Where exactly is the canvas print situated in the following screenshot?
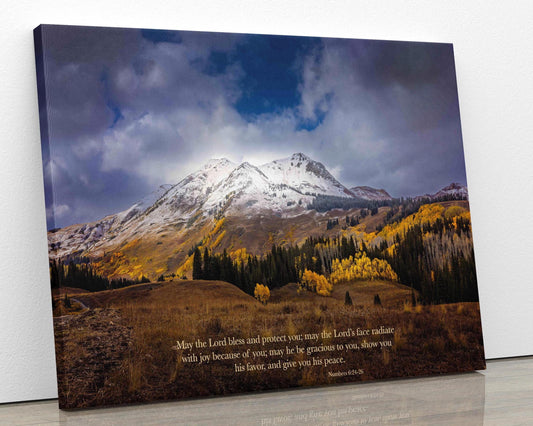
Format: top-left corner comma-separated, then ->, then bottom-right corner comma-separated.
34,24 -> 485,409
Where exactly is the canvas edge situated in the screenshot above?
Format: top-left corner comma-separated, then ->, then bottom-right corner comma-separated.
33,24 -> 68,408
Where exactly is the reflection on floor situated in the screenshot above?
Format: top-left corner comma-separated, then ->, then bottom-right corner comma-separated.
1,356 -> 532,425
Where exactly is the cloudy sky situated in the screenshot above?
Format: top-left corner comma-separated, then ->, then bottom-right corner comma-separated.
38,25 -> 467,229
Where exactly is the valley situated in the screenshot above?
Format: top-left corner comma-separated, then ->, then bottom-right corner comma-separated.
48,152 -> 482,408
53,278 -> 484,408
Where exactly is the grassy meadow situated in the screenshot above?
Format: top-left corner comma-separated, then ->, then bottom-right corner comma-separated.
53,278 -> 485,408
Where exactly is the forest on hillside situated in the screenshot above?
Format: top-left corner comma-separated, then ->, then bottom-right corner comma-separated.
49,260 -> 146,292
307,192 -> 467,213
191,202 -> 478,305
50,200 -> 478,305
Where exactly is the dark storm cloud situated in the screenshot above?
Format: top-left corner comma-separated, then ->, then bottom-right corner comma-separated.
293,38 -> 466,196
353,40 -> 461,136
350,40 -> 456,88
43,26 -> 143,139
39,25 -> 467,229
47,152 -> 153,227
41,25 -> 243,228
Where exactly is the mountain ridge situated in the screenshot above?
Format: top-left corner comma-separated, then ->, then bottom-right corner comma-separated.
47,153 -> 468,267
350,186 -> 392,201
415,182 -> 468,201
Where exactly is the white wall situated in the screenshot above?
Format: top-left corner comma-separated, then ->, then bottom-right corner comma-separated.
1,0 -> 532,404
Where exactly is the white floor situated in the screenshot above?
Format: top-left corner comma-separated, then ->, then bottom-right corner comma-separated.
1,356 -> 532,425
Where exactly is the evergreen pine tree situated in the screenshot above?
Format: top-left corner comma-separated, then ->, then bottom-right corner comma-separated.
203,247 -> 211,280
192,247 -> 203,280
344,291 -> 353,306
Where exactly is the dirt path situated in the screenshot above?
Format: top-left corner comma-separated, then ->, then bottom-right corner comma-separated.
70,297 -> 89,310
71,282 -> 165,309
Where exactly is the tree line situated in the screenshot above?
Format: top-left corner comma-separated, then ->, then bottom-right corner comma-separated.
383,220 -> 478,304
50,260 -> 143,292
307,192 -> 467,217
192,210 -> 478,305
192,245 -> 300,295
192,235 -> 362,296
307,195 -> 390,213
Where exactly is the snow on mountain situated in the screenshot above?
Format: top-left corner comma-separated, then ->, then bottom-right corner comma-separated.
350,186 -> 392,201
416,183 -> 468,201
203,161 -> 312,216
48,214 -> 117,259
47,152 -> 470,262
260,153 -> 353,198
47,153 -> 380,258
145,153 -> 352,220
433,183 -> 468,199
148,158 -> 238,220
116,184 -> 173,224
48,184 -> 174,259
160,158 -> 236,208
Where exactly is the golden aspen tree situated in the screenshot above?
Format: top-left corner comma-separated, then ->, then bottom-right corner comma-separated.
254,283 -> 270,304
299,269 -> 333,296
330,253 -> 398,284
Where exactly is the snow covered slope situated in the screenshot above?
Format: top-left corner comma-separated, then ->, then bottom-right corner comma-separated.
48,153 -> 408,259
47,153 -> 349,258
416,183 -> 469,200
47,153 -> 469,264
260,153 -> 353,198
432,183 -> 468,199
135,152 -> 353,223
202,161 -> 310,216
350,186 -> 392,201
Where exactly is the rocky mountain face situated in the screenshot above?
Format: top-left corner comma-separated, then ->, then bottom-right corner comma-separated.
48,153 -> 352,259
432,183 -> 468,199
350,186 -> 392,201
415,183 -> 468,201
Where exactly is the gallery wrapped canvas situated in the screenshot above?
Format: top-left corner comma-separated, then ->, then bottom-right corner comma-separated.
34,24 -> 485,409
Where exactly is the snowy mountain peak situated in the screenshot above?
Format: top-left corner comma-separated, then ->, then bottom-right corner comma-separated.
225,161 -> 270,184
260,153 -> 351,197
191,152 -> 356,216
441,183 -> 465,192
203,158 -> 235,169
290,152 -> 311,162
433,183 -> 468,198
415,183 -> 468,201
236,161 -> 254,170
46,153 -> 470,262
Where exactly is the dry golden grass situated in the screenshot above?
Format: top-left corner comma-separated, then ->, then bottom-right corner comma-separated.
51,287 -> 89,296
271,279 -> 415,310
55,279 -> 485,408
